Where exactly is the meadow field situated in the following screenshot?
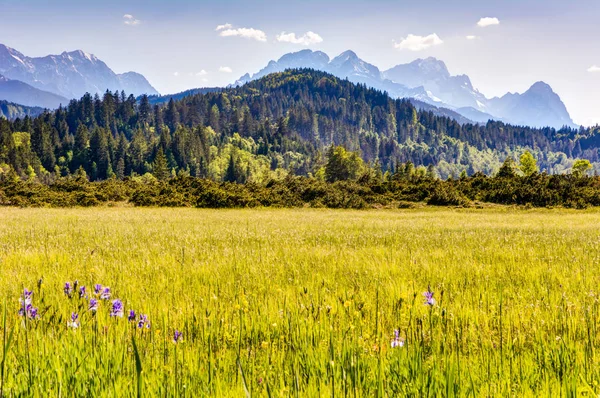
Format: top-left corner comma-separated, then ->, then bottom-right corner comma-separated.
1,207 -> 600,396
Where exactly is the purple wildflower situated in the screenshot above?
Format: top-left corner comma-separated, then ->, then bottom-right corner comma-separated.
19,304 -> 39,320
94,284 -> 103,295
128,310 -> 136,322
79,286 -> 87,299
110,299 -> 124,318
173,330 -> 182,344
64,282 -> 73,297
28,306 -> 39,319
100,287 -> 111,300
68,312 -> 79,329
19,289 -> 33,306
89,298 -> 99,312
391,329 -> 404,348
423,289 -> 436,306
137,314 -> 150,329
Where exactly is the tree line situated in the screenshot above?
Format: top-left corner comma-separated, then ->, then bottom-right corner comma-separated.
1,69 -> 600,188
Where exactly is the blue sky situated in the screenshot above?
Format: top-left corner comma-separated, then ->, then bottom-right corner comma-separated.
1,0 -> 599,125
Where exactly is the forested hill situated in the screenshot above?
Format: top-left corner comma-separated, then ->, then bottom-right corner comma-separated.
0,68 -> 599,183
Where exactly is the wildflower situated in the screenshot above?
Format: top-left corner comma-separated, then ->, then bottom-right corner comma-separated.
100,287 -> 111,300
64,282 -> 73,297
423,289 -> 436,306
79,286 -> 87,299
391,329 -> 405,348
68,312 -> 79,329
28,306 -> 39,320
137,314 -> 150,329
94,284 -> 103,295
128,310 -> 136,322
173,330 -> 183,344
110,299 -> 124,317
89,298 -> 99,312
19,304 -> 39,320
19,289 -> 33,306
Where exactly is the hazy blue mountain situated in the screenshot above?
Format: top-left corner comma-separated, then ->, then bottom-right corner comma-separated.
0,74 -> 68,109
116,72 -> 159,97
0,99 -> 44,120
147,87 -> 222,106
487,82 -> 575,128
455,107 -> 501,124
0,44 -> 159,100
235,50 -> 575,128
408,99 -> 477,125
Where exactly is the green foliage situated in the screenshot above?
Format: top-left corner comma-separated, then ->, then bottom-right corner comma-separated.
325,146 -> 365,182
1,171 -> 600,209
572,159 -> 592,177
497,156 -> 517,178
520,150 -> 538,176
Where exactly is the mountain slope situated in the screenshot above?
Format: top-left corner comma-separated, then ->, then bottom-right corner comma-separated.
0,44 -> 159,100
0,74 -> 68,109
0,100 -> 44,119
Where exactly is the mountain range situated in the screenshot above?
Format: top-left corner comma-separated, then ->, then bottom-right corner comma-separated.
234,50 -> 575,129
0,44 -> 159,108
0,44 -> 576,129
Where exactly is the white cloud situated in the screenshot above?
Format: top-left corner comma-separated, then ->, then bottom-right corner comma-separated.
218,26 -> 267,42
215,23 -> 232,31
219,66 -> 233,73
466,35 -> 477,40
196,70 -> 208,76
588,65 -> 600,73
201,78 -> 209,83
173,71 -> 179,77
394,34 -> 443,51
276,31 -> 323,46
477,17 -> 500,27
123,14 -> 141,26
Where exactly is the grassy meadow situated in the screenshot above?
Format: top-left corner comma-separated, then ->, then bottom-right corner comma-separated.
1,207 -> 600,396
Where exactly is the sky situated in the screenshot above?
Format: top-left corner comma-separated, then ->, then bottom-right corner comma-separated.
0,0 -> 599,126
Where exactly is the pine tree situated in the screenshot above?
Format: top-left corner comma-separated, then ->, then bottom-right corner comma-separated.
224,153 -> 237,183
89,128 -> 110,180
73,125 -> 90,173
497,157 -> 517,178
138,95 -> 152,125
153,147 -> 170,181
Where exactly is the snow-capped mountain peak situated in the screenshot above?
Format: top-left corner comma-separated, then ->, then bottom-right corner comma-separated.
233,49 -> 575,128
0,43 -> 159,100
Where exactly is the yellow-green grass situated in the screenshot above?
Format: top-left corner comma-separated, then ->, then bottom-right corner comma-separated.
1,208 -> 600,396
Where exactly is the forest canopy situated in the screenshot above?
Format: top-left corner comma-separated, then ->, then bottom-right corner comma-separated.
2,69 -> 600,186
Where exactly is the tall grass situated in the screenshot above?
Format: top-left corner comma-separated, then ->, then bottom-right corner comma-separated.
0,207 -> 599,395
